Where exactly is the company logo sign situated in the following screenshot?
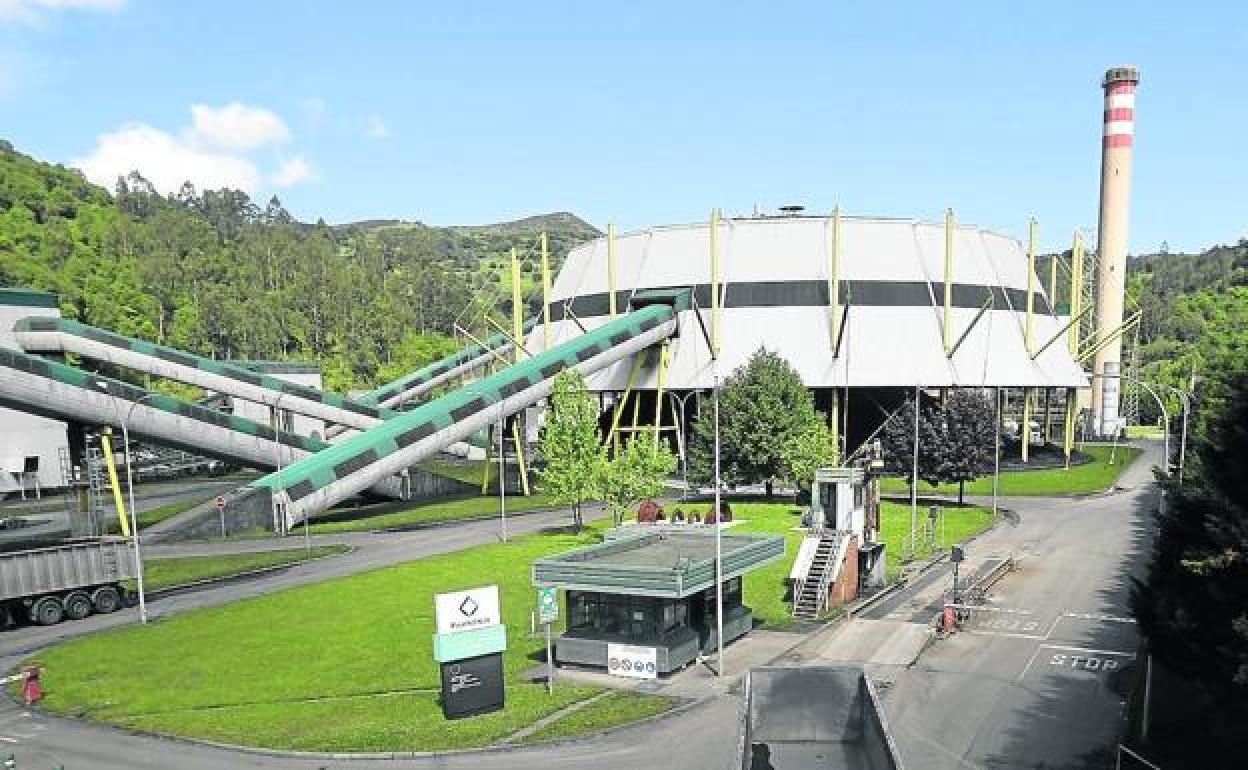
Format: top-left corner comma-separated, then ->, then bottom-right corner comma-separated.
435,586 -> 500,636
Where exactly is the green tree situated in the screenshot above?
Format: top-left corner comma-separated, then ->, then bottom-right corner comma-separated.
688,348 -> 820,496
1131,368 -> 1248,757
536,371 -> 605,532
779,411 -> 835,494
880,394 -> 943,490
935,389 -> 996,504
599,438 -> 677,526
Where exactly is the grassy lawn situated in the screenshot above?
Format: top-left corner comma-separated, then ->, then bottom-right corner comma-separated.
518,691 -> 673,744
416,457 -> 489,486
142,545 -> 350,591
1126,425 -> 1164,439
879,444 -> 1141,497
877,502 -> 994,577
31,523 -> 612,752
306,490 -> 561,534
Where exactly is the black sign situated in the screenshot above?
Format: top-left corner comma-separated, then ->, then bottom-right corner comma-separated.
439,652 -> 505,719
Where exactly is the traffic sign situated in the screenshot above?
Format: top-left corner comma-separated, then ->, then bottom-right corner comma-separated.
214,495 -> 226,510
537,586 -> 558,624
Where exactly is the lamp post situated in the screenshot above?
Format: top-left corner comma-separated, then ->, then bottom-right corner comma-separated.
670,390 -> 699,499
909,385 -> 920,558
498,401 -> 508,543
1099,373 -> 1170,478
121,392 -> 155,626
712,360 -> 723,678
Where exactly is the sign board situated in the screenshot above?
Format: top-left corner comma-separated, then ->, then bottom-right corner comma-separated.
606,643 -> 657,680
433,623 -> 507,663
214,495 -> 225,510
536,586 -> 558,625
440,652 -> 505,719
435,585 -> 500,636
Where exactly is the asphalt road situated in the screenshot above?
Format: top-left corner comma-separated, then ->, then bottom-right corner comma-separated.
882,442 -> 1159,770
0,445 -> 1159,769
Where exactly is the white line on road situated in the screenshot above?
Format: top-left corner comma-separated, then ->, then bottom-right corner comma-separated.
965,629 -> 1049,641
1040,644 -> 1135,658
1063,612 -> 1137,624
0,736 -> 17,743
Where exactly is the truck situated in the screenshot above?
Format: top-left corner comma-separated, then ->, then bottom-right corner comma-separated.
0,538 -> 136,626
738,665 -> 903,770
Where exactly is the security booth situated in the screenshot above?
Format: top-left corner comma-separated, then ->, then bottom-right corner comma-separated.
532,528 -> 785,675
796,467 -> 887,615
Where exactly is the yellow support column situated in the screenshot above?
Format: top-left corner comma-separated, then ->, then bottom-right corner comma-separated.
510,247 -> 525,362
710,208 -> 721,359
605,353 -> 645,451
540,231 -> 553,351
1069,231 -> 1084,355
943,208 -> 954,354
830,206 -> 842,351
1021,388 -> 1031,463
511,420 -> 531,496
98,429 -> 131,537
1025,218 -> 1037,353
607,223 -> 618,319
481,430 -> 492,494
652,341 -> 670,446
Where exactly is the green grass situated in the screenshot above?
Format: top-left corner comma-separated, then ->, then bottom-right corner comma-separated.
876,502 -> 994,577
31,523 -> 612,752
415,457 -> 489,486
306,491 -> 561,534
142,545 -> 350,591
1126,424 -> 1165,439
878,444 -> 1141,497
518,691 -> 673,744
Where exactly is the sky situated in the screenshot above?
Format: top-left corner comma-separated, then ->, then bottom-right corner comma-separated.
1,0 -> 1245,254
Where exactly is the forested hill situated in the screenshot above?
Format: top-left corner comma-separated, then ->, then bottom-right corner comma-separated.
0,139 -> 600,391
1039,238 -> 1248,420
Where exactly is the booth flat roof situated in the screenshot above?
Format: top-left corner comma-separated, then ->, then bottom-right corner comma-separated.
533,528 -> 785,598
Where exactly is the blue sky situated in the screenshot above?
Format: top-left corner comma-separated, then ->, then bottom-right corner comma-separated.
1,0 -> 1244,253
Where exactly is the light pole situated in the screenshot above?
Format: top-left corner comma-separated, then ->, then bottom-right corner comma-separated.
121,392 -> 155,626
1149,381 -> 1193,481
670,390 -> 699,499
1099,373 -> 1170,478
498,401 -> 508,543
909,385 -> 920,559
712,360 -> 723,678
992,387 -> 1001,518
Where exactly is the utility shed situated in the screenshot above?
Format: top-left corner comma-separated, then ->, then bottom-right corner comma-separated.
533,528 -> 784,674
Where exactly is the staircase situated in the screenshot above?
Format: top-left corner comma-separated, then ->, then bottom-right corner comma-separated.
792,532 -> 845,620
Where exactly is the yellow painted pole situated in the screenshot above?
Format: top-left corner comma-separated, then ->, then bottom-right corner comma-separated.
481,429 -> 492,494
510,246 -> 524,362
607,223 -> 618,319
710,208 -> 721,359
943,208 -> 954,354
605,353 -> 645,451
1043,388 -> 1053,443
1063,387 -> 1076,468
830,206 -> 842,352
540,231 -> 552,352
1021,388 -> 1031,463
98,430 -> 131,537
1025,217 -> 1036,353
652,341 -> 670,446
511,421 -> 531,496
1069,231 -> 1084,355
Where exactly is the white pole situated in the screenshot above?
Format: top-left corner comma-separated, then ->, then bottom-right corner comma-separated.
992,388 -> 1001,518
713,361 -> 724,678
499,407 -> 508,543
121,397 -> 150,625
910,385 -> 920,558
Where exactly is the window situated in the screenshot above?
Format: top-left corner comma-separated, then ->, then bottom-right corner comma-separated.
853,484 -> 864,509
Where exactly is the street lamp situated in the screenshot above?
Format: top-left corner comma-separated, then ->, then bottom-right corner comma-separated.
1097,373 -> 1171,479
711,359 -> 724,678
669,390 -> 699,499
120,391 -> 155,626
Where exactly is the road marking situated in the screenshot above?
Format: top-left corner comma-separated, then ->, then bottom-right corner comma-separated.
0,736 -> 17,743
965,629 -> 1049,641
1063,612 -> 1136,624
1040,644 -> 1135,658
947,604 -> 1033,614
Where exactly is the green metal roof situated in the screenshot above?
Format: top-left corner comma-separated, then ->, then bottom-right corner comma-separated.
0,287 -> 59,309
532,529 -> 785,598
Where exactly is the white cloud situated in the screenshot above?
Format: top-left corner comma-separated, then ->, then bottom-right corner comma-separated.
363,113 -> 389,140
0,0 -> 123,25
73,123 -> 261,193
72,102 -> 315,195
272,155 -> 314,187
189,102 -> 289,152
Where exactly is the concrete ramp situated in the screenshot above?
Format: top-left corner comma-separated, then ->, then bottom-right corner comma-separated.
815,619 -> 932,666
740,666 -> 902,770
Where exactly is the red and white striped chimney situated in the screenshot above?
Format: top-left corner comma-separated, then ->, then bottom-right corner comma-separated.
1091,65 -> 1140,437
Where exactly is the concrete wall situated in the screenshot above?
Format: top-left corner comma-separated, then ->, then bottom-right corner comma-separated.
0,295 -> 68,495
829,535 -> 860,607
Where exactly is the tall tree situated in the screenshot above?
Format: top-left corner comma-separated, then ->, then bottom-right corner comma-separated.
936,389 -> 997,504
1132,371 -> 1248,755
688,348 -> 820,495
537,371 -> 605,532
599,438 -> 677,526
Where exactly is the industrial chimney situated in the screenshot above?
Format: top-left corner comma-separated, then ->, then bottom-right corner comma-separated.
1091,65 -> 1140,437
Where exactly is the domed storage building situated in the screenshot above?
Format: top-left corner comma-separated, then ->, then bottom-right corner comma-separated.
524,211 -> 1087,457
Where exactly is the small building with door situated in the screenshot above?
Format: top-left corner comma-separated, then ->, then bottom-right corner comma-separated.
532,527 -> 784,675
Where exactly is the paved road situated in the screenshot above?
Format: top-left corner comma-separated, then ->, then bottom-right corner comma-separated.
0,445 -> 1158,769
881,442 -> 1159,770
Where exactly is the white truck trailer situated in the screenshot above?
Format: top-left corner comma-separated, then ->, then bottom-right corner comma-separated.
0,538 -> 136,625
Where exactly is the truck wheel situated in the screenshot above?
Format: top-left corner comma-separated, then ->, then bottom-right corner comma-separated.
63,591 -> 93,621
31,597 -> 64,626
91,586 -> 121,614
